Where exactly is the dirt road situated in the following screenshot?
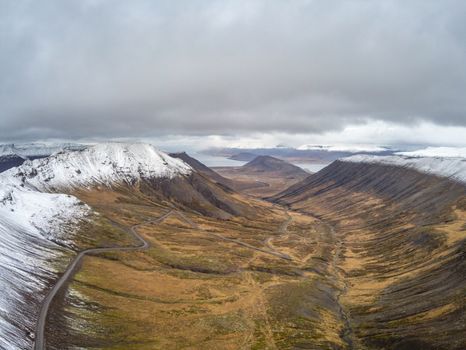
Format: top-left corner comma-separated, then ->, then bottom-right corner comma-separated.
33,211 -> 173,350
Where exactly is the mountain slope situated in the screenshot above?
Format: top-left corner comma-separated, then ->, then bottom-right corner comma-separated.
0,170 -> 91,349
272,156 -> 466,350
169,151 -> 235,189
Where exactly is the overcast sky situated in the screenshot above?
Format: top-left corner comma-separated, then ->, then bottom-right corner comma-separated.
1,0 -> 465,146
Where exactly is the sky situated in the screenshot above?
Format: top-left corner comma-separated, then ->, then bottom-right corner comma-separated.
1,0 -> 465,148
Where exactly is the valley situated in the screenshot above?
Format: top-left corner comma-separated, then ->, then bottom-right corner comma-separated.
213,155 -> 309,197
0,144 -> 464,349
44,185 -> 346,349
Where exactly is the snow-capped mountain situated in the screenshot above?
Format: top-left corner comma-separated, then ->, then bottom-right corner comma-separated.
0,144 -> 24,158
343,154 -> 466,184
0,142 -> 192,349
6,143 -> 192,191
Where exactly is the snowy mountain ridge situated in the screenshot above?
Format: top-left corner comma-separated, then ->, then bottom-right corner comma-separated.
4,142 -> 192,191
343,154 -> 466,184
0,144 -> 27,159
396,146 -> 466,158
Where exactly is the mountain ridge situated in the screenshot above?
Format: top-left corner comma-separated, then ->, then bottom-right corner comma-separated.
271,157 -> 466,349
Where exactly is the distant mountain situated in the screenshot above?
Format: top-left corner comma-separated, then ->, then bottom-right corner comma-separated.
228,152 -> 258,161
243,155 -> 309,177
0,155 -> 26,172
214,155 -> 310,197
0,142 -> 87,173
169,151 -> 288,197
0,144 -> 27,172
204,145 -> 397,164
0,142 -> 86,159
0,144 -> 18,155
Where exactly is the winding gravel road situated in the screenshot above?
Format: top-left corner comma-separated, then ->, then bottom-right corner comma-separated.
33,211 -> 173,350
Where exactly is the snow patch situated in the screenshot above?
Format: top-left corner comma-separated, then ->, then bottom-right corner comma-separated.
343,154 -> 466,184
0,179 -> 90,348
397,146 -> 466,158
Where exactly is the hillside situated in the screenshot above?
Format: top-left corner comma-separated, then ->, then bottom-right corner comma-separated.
272,156 -> 466,349
169,151 -> 236,189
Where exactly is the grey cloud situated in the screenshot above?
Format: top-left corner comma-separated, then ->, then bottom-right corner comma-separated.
0,0 -> 465,141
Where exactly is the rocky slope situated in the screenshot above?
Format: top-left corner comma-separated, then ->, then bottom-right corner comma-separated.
273,156 -> 466,349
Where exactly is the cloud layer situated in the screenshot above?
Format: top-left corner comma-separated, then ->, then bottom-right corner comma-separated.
1,0 -> 465,141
